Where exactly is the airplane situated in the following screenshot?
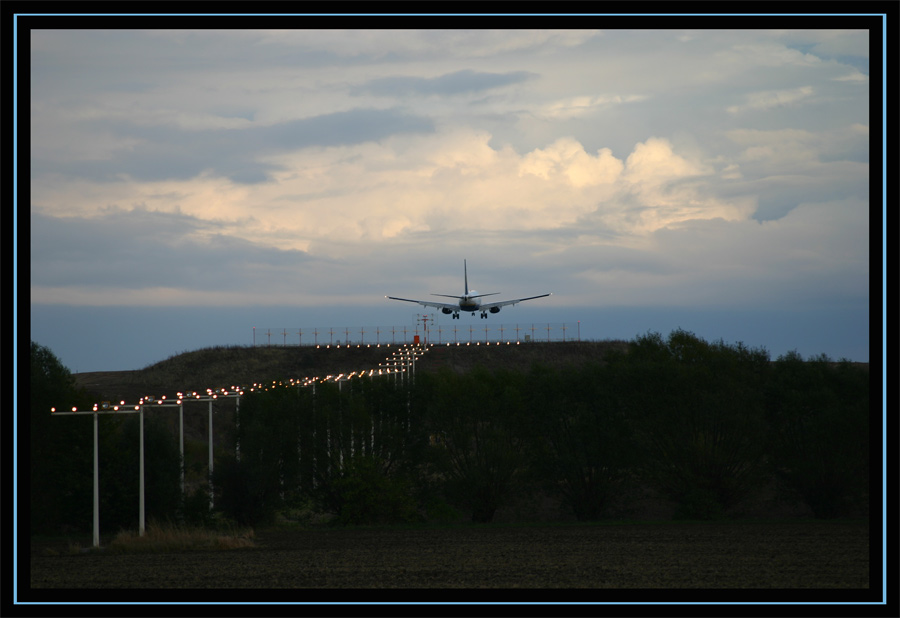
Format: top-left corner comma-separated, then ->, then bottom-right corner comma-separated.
386,260 -> 551,319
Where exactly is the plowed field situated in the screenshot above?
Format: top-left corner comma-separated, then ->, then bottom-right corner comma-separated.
28,521 -> 869,599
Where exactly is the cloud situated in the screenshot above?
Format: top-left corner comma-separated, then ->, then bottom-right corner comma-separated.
535,94 -> 649,120
31,130 -> 774,310
242,129 -> 624,244
353,69 -> 537,97
561,195 -> 868,310
519,137 -> 623,187
727,86 -> 815,114
30,208 -> 313,296
717,42 -> 824,70
833,70 -> 868,83
245,29 -> 600,59
720,125 -> 869,220
32,108 -> 435,184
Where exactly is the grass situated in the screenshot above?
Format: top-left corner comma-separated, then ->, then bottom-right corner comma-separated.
66,521 -> 257,554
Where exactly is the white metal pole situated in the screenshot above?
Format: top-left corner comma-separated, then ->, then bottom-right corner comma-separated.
208,399 -> 214,511
93,410 -> 100,547
179,404 -> 184,496
139,405 -> 145,536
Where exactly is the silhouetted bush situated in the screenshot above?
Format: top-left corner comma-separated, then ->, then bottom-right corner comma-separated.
611,330 -> 772,519
323,456 -> 422,526
765,352 -> 869,518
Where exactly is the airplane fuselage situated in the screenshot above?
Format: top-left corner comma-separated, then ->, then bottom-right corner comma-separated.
458,293 -> 481,311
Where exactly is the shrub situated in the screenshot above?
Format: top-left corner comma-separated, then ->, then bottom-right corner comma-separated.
324,457 -> 422,526
107,520 -> 254,553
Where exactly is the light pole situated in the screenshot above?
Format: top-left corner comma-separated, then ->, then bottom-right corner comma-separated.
51,402 -> 141,546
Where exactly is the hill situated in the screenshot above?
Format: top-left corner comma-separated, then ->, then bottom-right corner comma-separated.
72,340 -> 630,404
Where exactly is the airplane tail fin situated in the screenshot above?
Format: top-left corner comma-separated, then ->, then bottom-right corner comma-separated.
464,259 -> 469,295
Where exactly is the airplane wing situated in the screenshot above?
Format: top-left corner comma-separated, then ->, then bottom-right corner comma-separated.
479,293 -> 552,311
385,296 -> 461,312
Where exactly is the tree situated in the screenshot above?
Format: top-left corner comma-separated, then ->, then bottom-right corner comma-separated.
765,352 -> 869,518
616,331 -> 771,519
29,342 -> 99,534
421,368 -> 528,523
307,377 -> 428,525
216,385 -> 305,526
99,414 -> 182,531
526,362 -> 638,521
217,376 -> 429,526
326,455 -> 421,526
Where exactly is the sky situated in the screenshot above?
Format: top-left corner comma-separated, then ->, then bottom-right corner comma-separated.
24,26 -> 876,373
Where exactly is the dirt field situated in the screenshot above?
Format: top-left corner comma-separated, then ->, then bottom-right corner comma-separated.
27,520 -> 870,602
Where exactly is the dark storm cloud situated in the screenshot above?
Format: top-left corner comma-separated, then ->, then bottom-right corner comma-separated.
352,69 -> 537,97
31,209 -> 313,291
32,108 -> 434,184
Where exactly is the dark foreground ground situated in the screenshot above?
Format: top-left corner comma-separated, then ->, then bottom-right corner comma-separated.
28,520 -> 870,602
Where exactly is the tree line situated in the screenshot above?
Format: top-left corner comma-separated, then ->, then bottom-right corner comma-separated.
28,331 -> 870,535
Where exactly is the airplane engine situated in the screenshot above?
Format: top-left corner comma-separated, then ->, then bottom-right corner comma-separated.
489,306 -> 501,313
441,308 -> 454,314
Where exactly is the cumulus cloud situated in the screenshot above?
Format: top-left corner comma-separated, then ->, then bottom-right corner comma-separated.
519,137 -> 623,187
32,129 -> 766,288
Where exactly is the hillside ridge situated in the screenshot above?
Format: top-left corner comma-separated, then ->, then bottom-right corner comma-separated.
73,340 -> 630,404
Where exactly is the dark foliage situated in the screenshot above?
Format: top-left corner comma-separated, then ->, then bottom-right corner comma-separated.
29,342 -> 100,534
216,376 -> 430,526
523,362 -> 638,520
99,415 -> 183,531
31,341 -> 184,534
32,334 -> 871,534
611,330 -> 772,519
765,351 -> 870,518
418,367 -> 529,523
